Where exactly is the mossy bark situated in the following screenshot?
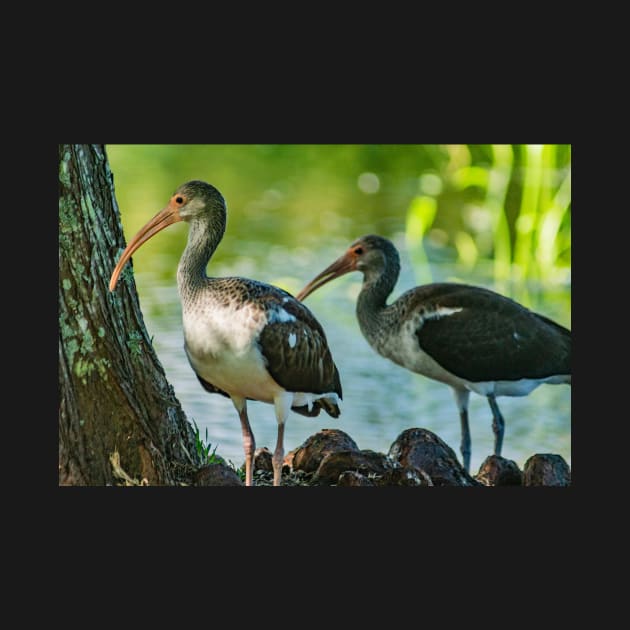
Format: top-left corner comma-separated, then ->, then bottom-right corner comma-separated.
58,144 -> 203,485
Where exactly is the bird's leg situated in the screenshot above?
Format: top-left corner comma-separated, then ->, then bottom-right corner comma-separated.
459,409 -> 471,473
487,393 -> 505,457
453,389 -> 471,472
272,423 -> 285,487
233,397 -> 255,486
272,393 -> 292,487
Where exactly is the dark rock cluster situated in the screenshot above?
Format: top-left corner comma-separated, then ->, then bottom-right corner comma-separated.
193,427 -> 571,487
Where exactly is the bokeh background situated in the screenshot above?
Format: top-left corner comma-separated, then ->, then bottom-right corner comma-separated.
106,144 -> 571,472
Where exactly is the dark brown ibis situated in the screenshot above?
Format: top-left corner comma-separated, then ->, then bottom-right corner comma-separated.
109,180 -> 342,486
296,234 -> 571,472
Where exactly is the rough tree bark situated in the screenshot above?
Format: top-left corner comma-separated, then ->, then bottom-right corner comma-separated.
58,144 -> 203,485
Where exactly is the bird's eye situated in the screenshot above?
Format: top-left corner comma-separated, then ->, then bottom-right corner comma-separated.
175,196 -> 185,205
354,247 -> 364,255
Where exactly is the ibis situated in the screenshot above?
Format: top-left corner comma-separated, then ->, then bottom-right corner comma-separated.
296,234 -> 570,472
110,180 -> 342,486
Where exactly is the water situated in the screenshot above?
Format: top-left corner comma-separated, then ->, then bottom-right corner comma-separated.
134,237 -> 571,474
106,144 -> 571,474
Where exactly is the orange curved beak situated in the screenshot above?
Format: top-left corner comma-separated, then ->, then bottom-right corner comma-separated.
109,202 -> 182,292
296,249 -> 358,301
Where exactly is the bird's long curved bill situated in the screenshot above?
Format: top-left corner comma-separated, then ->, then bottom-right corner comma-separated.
296,252 -> 356,301
109,204 -> 182,291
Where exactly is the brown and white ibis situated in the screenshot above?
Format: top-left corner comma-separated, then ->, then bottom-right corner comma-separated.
296,234 -> 571,472
109,180 -> 342,486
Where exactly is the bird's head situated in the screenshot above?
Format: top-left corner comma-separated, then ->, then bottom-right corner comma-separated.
170,180 -> 227,222
108,180 -> 226,292
296,234 -> 400,301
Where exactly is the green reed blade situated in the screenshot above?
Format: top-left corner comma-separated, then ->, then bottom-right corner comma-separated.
405,194 -> 437,286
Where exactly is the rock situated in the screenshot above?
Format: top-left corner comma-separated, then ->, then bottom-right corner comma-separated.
194,463 -> 243,486
374,466 -> 433,486
475,455 -> 523,486
195,429 -> 569,488
314,449 -> 394,484
251,468 -> 314,486
336,471 -> 376,486
253,447 -> 274,472
252,447 -> 294,476
283,448 -> 297,470
523,454 -> 571,486
388,428 -> 481,486
291,429 -> 360,473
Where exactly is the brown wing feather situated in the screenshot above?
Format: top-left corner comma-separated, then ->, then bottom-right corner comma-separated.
187,279 -> 342,417
257,292 -> 342,401
195,373 -> 231,398
403,283 -> 571,382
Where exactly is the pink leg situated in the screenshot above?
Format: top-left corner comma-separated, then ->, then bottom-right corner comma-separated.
236,400 -> 255,486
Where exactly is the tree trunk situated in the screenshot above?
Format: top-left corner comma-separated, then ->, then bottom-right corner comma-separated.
59,144 -> 203,485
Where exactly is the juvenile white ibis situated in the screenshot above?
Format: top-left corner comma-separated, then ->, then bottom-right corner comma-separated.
109,180 -> 342,486
296,234 -> 571,472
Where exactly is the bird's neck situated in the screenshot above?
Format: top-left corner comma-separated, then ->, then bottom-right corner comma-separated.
356,268 -> 398,342
177,216 -> 225,297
